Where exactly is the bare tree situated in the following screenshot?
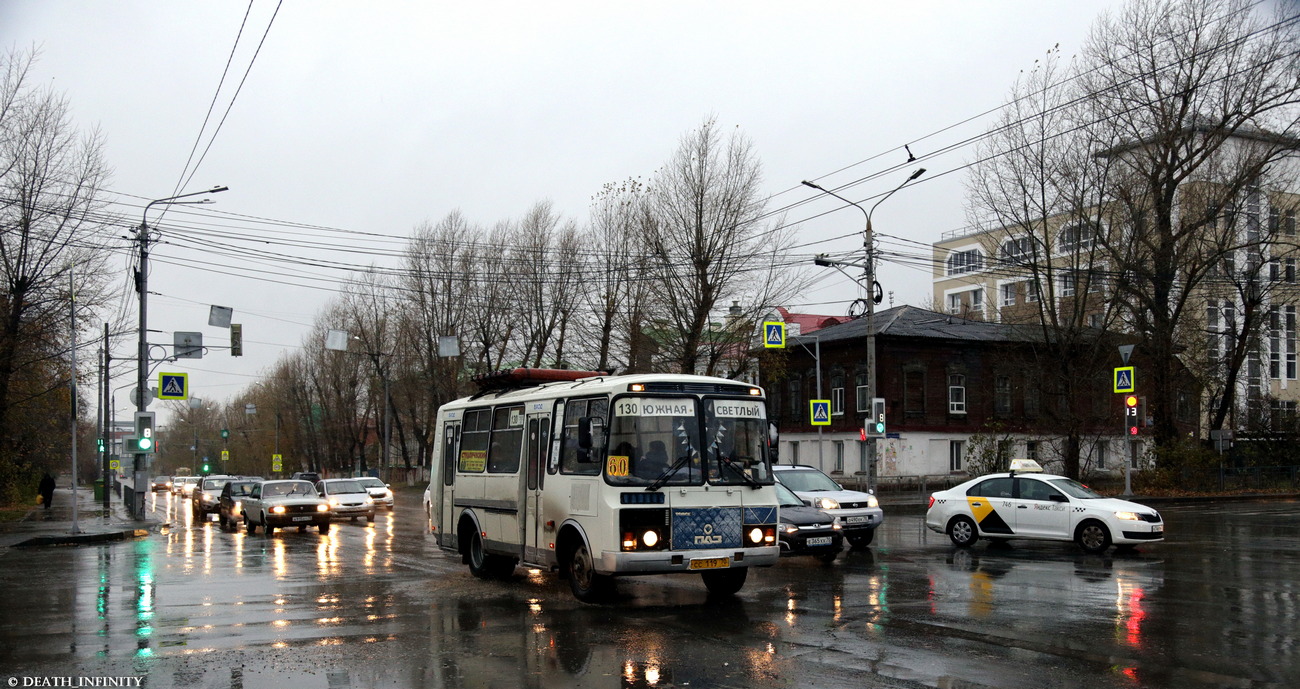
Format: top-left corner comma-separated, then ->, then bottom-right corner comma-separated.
644,117 -> 805,375
965,48 -> 1122,478
0,47 -> 115,500
1078,0 -> 1300,449
586,178 -> 659,373
509,201 -> 585,368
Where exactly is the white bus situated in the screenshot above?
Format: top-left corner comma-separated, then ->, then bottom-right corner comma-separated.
428,369 -> 780,601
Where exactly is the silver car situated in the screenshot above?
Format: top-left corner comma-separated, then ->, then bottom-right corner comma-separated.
316,478 -> 376,522
773,464 -> 884,548
355,477 -> 394,510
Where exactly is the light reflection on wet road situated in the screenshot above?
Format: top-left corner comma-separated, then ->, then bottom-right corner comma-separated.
0,491 -> 1296,688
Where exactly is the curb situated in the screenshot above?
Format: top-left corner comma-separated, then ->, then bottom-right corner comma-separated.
14,527 -> 153,548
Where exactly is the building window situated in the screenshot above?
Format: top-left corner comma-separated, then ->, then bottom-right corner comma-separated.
855,373 -> 869,412
1024,385 -> 1041,417
949,440 -> 964,472
788,441 -> 799,465
1088,313 -> 1104,328
1059,222 -> 1095,253
833,441 -> 844,474
1024,441 -> 1038,460
994,375 -> 1011,415
946,249 -> 983,275
831,373 -> 845,416
1000,283 -> 1016,307
947,293 -> 962,314
949,374 -> 967,415
858,441 -> 869,474
789,379 -> 801,416
1001,236 -> 1033,263
1095,441 -> 1107,470
1026,280 -> 1040,303
904,369 -> 925,416
1059,271 -> 1076,298
970,289 -> 984,313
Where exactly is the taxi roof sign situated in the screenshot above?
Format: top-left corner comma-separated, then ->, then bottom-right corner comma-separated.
1008,458 -> 1044,473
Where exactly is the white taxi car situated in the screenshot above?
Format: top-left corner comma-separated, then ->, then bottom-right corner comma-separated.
925,459 -> 1164,554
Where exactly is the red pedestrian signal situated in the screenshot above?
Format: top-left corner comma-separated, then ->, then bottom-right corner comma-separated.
1124,394 -> 1140,436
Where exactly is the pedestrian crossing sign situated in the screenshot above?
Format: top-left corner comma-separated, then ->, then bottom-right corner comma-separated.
763,321 -> 786,348
1113,366 -> 1135,393
158,372 -> 189,400
810,400 -> 831,426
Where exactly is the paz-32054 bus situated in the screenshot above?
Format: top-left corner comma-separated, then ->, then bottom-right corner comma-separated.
427,369 -> 780,601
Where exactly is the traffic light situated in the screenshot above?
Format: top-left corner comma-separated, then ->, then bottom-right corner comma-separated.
133,411 -> 156,453
201,460 -> 211,473
1124,394 -> 1140,436
866,397 -> 887,437
230,323 -> 243,357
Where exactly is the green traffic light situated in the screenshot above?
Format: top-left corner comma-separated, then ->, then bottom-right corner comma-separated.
138,437 -> 153,451
874,422 -> 885,433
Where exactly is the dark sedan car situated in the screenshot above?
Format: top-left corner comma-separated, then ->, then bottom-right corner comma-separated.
776,482 -> 844,562
217,479 -> 258,530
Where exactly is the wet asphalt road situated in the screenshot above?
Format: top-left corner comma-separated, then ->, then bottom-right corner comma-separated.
0,491 -> 1296,689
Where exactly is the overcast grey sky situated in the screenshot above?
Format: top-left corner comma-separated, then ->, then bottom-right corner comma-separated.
5,1 -> 1125,418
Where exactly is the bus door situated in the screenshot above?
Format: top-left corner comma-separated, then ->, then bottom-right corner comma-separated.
522,410 -> 551,564
437,421 -> 460,549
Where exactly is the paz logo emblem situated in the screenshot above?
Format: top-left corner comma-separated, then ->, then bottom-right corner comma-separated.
694,522 -> 722,545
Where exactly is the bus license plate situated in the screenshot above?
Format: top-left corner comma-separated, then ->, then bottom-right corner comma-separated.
807,536 -> 833,546
292,516 -> 312,522
688,557 -> 729,570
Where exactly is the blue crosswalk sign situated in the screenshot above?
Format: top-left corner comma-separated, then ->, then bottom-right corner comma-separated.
763,321 -> 786,348
810,400 -> 831,426
158,372 -> 189,400
1113,366 -> 1135,393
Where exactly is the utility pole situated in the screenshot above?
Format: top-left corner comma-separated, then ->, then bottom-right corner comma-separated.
134,187 -> 227,518
802,169 -> 924,491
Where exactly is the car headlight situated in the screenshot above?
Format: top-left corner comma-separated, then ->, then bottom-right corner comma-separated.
832,517 -> 843,530
232,500 -> 241,513
815,497 -> 840,510
867,495 -> 879,508
271,505 -> 286,514
1114,511 -> 1140,521
328,498 -> 339,506
364,497 -> 373,505
317,504 -> 330,512
780,522 -> 798,535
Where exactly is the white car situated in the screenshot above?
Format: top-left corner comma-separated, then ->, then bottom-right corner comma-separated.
925,459 -> 1164,554
355,477 -> 394,510
772,464 -> 883,548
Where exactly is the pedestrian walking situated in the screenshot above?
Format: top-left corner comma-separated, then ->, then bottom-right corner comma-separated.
38,472 -> 55,510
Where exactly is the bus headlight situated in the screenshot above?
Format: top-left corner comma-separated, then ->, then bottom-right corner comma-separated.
642,530 -> 659,548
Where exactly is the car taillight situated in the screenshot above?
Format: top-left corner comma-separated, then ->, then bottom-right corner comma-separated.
927,495 -> 935,509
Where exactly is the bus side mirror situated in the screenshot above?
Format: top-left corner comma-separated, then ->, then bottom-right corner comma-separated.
577,417 -> 605,460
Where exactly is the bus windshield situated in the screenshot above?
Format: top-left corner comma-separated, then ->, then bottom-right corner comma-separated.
705,399 -> 772,486
605,397 -> 702,487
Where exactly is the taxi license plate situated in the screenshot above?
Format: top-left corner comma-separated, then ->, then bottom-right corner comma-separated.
292,516 -> 312,522
807,536 -> 833,546
688,558 -> 729,570
846,516 -> 867,524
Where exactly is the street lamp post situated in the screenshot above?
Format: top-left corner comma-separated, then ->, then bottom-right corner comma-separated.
133,186 -> 227,518
802,169 -> 924,490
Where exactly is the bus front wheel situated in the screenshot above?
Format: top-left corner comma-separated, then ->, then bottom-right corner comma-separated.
567,541 -> 612,603
701,567 -> 748,596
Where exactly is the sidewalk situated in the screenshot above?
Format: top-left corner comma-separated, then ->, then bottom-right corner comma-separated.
0,476 -> 165,549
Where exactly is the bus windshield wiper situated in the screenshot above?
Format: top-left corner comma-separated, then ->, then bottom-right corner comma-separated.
717,455 -> 761,488
646,454 -> 693,492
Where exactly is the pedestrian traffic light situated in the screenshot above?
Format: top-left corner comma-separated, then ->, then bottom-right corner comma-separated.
1124,394 -> 1140,436
134,411 -> 156,453
867,397 -> 887,436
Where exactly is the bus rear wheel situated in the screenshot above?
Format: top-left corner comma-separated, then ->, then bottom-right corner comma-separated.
701,567 -> 748,596
567,541 -> 612,603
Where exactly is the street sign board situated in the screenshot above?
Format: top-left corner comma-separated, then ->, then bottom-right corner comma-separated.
1113,367 -> 1135,393
763,322 -> 786,348
810,400 -> 831,426
158,372 -> 188,400
174,331 -> 203,359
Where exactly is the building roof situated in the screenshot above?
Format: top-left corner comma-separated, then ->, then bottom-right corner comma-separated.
788,305 -> 1043,346
774,307 -> 844,335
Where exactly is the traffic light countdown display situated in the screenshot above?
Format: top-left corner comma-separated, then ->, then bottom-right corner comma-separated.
1124,394 -> 1140,436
